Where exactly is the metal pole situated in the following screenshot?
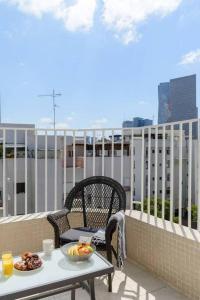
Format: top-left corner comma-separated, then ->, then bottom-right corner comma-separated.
38,89 -> 61,130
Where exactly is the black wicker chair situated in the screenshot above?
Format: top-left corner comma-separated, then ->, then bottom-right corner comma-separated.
47,176 -> 126,292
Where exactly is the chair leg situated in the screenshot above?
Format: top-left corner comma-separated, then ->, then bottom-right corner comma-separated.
108,273 -> 112,292
71,289 -> 75,300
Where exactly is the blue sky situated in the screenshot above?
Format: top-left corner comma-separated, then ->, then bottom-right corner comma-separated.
0,0 -> 200,129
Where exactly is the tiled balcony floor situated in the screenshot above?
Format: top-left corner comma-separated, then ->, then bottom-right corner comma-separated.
44,259 -> 188,300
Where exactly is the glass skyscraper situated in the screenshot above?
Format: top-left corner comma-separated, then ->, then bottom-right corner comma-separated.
158,74 -> 198,124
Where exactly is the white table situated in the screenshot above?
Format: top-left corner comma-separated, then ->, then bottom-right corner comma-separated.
0,249 -> 114,300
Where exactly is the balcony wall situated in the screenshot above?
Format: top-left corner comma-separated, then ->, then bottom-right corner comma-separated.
126,211 -> 200,300
0,211 -> 200,299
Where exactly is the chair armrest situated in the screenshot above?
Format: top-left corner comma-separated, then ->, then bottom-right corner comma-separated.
47,209 -> 70,248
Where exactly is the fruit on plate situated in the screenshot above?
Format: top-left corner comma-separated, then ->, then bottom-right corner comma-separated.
67,243 -> 94,256
14,252 -> 42,271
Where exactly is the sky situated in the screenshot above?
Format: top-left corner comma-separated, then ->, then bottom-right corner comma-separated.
0,0 -> 200,129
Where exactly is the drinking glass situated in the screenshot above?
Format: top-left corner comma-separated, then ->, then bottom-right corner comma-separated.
43,239 -> 54,256
2,251 -> 14,277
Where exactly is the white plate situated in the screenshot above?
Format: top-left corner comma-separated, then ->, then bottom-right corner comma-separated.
14,262 -> 43,274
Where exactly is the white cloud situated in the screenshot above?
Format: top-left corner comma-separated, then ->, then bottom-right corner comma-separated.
57,0 -> 97,32
91,117 -> 108,128
39,117 -> 53,125
2,0 -> 182,43
55,122 -> 69,129
179,49 -> 200,65
4,0 -> 97,31
38,117 -> 72,129
102,0 -> 182,44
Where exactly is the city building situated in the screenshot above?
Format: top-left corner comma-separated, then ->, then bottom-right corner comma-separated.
122,117 -> 153,128
158,74 -> 198,124
158,82 -> 170,124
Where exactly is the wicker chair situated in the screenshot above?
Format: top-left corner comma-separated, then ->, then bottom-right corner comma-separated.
47,176 -> 126,292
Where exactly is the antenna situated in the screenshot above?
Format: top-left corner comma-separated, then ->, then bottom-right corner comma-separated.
38,89 -> 62,130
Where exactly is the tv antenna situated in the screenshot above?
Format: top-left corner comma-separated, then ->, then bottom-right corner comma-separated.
38,89 -> 62,130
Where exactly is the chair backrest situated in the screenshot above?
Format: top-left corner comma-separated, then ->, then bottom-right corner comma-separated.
65,176 -> 126,229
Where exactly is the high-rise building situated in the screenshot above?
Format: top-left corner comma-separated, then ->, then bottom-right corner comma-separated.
122,120 -> 134,128
158,74 -> 198,124
158,82 -> 170,124
122,117 -> 153,128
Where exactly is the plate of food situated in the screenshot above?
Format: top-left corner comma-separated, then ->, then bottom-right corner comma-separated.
61,242 -> 96,262
14,252 -> 43,273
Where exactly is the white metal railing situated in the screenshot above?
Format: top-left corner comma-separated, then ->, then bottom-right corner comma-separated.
0,119 -> 199,231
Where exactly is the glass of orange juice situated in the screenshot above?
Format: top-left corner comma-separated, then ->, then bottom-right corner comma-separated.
2,252 -> 14,277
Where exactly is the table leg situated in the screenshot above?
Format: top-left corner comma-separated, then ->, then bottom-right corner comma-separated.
89,279 -> 96,300
71,288 -> 75,300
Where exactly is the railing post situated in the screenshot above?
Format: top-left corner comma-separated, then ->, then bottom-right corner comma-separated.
25,129 -> 28,214
198,120 -> 200,231
54,130 -> 57,211
140,128 -> 144,213
73,130 -> 76,187
130,128 -> 134,210
14,129 -> 17,216
179,123 -> 183,225
111,129 -> 114,179
45,130 -> 48,212
154,126 -> 158,218
147,127 -> 151,216
162,126 -> 166,220
188,122 -> 192,228
102,130 -> 105,176
170,124 -> 174,222
35,131 -> 38,213
121,129 -> 124,186
2,129 -> 6,217
93,130 -> 95,176
84,130 -> 87,179
63,130 -> 67,205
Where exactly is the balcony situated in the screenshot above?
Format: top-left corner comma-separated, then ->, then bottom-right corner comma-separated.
0,211 -> 193,300
0,119 -> 200,299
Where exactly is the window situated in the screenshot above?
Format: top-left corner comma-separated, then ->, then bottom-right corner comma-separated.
68,151 -> 73,157
166,148 -> 170,155
17,182 -> 25,194
167,174 -> 170,181
159,149 -> 162,154
160,190 -> 162,194
152,190 -> 155,195
152,163 -> 155,167
152,177 -> 155,181
152,149 -> 155,154
159,177 -> 162,180
166,188 -> 170,195
159,163 -> 162,167
166,160 -> 170,168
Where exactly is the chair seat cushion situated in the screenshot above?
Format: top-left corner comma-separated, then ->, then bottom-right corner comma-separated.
60,227 -> 106,249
